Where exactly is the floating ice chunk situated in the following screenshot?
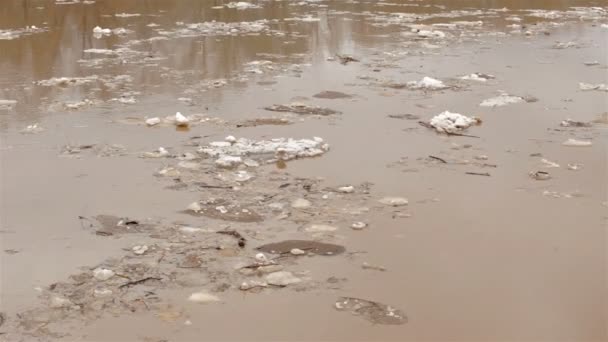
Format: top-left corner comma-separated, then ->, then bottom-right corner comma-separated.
83,48 -> 117,55
174,111 -> 190,126
290,248 -> 306,255
460,73 -> 495,82
351,222 -> 367,230
215,155 -> 243,168
337,186 -> 355,193
0,99 -> 17,109
407,76 -> 447,90
240,280 -> 268,290
480,94 -> 524,107
266,271 -> 302,286
93,288 -> 113,298
188,291 -> 220,303
187,202 -> 202,212
304,224 -> 338,233
291,198 -> 312,208
378,197 -> 408,206
50,296 -> 73,308
20,123 -> 45,134
415,29 -> 446,38
198,137 -> 330,163
225,135 -> 237,143
541,159 -> 560,168
429,111 -> 478,134
146,117 -> 161,126
93,26 -> 111,34
579,82 -> 608,91
115,13 -> 140,17
35,75 -> 99,86
93,268 -> 115,281
562,138 -> 592,147
225,2 -> 260,9
132,245 -> 148,255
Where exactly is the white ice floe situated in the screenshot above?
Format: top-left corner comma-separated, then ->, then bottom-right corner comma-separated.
145,117 -> 161,126
407,76 -> 447,90
115,13 -> 141,18
35,75 -> 99,86
198,137 -> 330,165
429,111 -> 479,134
174,111 -> 190,126
415,29 -> 446,38
562,138 -> 592,147
265,271 -> 302,286
579,82 -> 608,91
460,73 -> 495,82
188,291 -> 220,303
225,2 -> 260,9
93,268 -> 115,281
0,26 -> 45,40
479,94 -> 524,107
215,155 -> 243,168
378,197 -> 408,206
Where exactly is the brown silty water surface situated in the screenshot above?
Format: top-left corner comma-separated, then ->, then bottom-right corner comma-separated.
0,0 -> 607,341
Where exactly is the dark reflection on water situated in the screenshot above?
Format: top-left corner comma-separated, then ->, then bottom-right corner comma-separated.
0,0 -> 603,127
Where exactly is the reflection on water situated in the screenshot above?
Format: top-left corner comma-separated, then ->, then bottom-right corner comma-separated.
0,0 -> 604,127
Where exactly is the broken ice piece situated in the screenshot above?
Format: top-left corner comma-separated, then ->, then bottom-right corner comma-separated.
304,224 -> 338,233
337,186 -> 355,193
290,248 -> 306,255
187,201 -> 202,213
579,83 -> 608,92
562,138 -> 592,147
529,171 -> 551,181
460,73 -> 495,82
240,280 -> 267,291
175,112 -> 190,126
266,271 -> 302,286
92,268 -> 115,281
334,297 -> 407,325
379,197 -> 408,206
132,245 -> 149,255
407,76 -> 447,90
567,163 -> 582,170
291,198 -> 312,208
541,159 -> 560,168
429,111 -> 479,134
351,222 -> 367,230
146,117 -> 161,126
480,94 -> 524,107
188,291 -> 220,303
215,155 -> 242,168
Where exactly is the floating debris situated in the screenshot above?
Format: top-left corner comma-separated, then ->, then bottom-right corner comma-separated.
334,297 -> 407,325
264,103 -> 340,116
560,119 -> 592,127
184,199 -> 263,223
312,91 -> 352,99
529,171 -> 551,180
257,240 -> 345,256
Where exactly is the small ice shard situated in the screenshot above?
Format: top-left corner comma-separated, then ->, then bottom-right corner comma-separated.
579,82 -> 608,91
92,26 -> 111,34
541,159 -> 560,168
415,29 -> 446,38
562,138 -> 592,147
379,197 -> 408,206
93,268 -> 115,281
304,224 -> 338,233
188,291 -> 220,303
290,248 -> 306,255
351,222 -> 367,230
266,271 -> 302,286
174,112 -> 190,126
429,111 -> 479,134
255,253 -> 268,263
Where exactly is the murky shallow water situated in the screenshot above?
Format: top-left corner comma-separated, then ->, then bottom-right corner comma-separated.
1,1 -> 607,341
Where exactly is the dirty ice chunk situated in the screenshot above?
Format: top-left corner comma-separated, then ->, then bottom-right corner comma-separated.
266,271 -> 302,286
337,186 -> 355,193
305,224 -> 338,233
188,291 -> 220,303
199,137 -> 330,162
562,138 -> 592,147
132,245 -> 148,255
93,268 -> 115,281
290,248 -> 306,255
240,280 -> 268,290
50,296 -> 73,308
291,198 -> 312,208
187,201 -> 202,212
480,94 -> 524,107
215,155 -> 243,168
407,76 -> 447,90
579,82 -> 608,91
429,111 -> 478,134
174,111 -> 190,126
225,135 -> 237,143
335,297 -> 407,325
146,117 -> 161,126
378,197 -> 408,206
351,222 -> 367,230
415,29 -> 446,38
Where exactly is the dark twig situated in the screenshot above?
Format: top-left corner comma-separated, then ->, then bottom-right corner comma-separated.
465,172 -> 491,177
429,155 -> 447,164
119,277 -> 161,289
216,230 -> 246,247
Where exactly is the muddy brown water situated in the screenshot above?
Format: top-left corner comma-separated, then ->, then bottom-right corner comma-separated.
1,0 -> 607,341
